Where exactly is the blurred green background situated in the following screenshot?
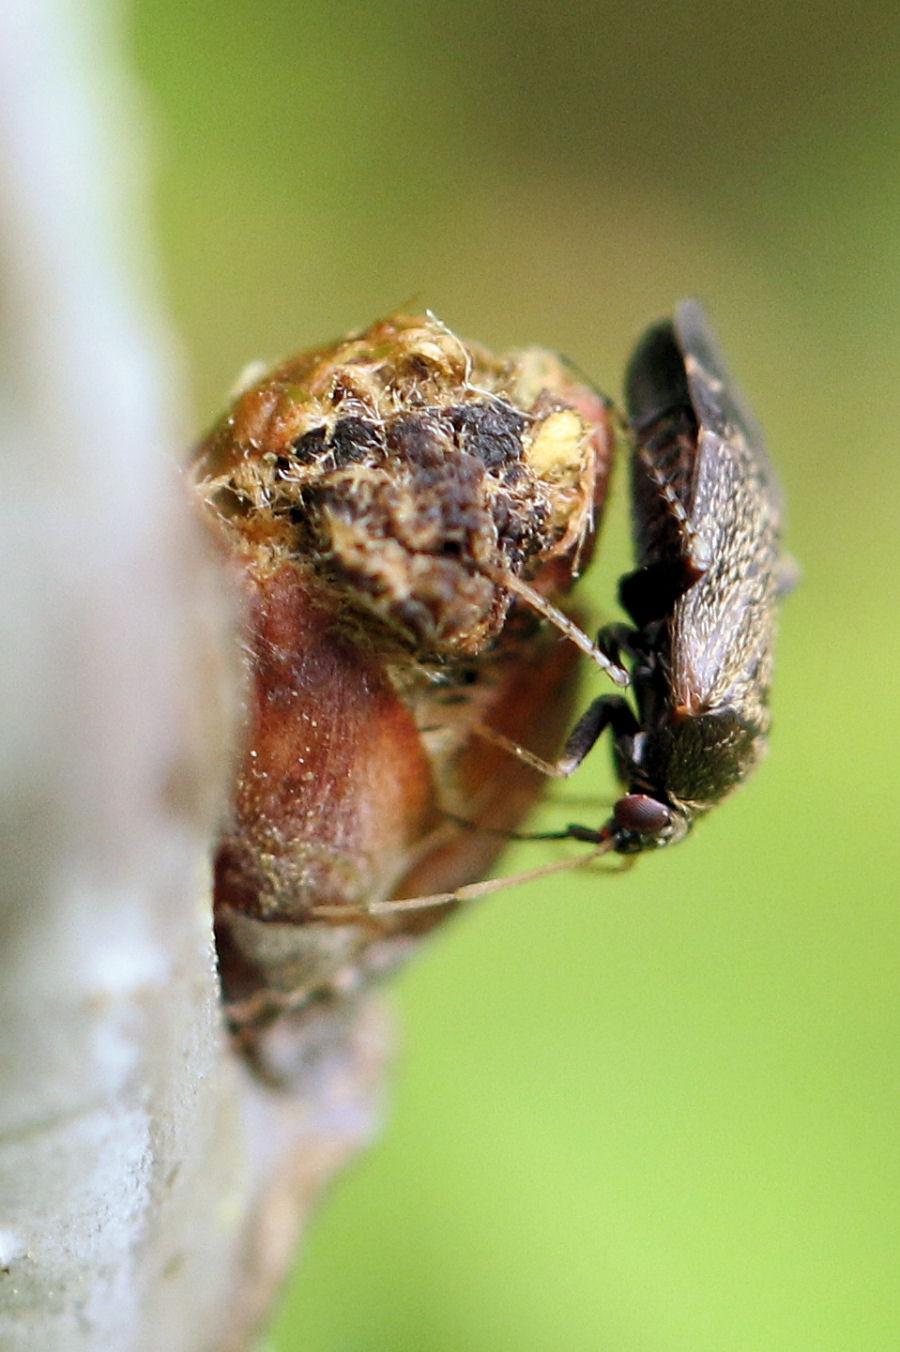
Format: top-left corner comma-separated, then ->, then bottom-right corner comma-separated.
128,2 -> 899,1348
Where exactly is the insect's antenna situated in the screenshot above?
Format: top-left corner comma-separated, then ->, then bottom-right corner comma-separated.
439,810 -> 613,847
311,839 -> 618,918
491,572 -> 630,687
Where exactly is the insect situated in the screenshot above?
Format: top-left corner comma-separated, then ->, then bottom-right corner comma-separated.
444,298 -> 788,865
563,298 -> 788,852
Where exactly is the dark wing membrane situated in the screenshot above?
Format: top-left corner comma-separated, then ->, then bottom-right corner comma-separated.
622,318 -> 701,618
624,319 -> 691,433
674,299 -> 781,514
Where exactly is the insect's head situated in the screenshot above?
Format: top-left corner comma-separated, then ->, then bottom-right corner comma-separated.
609,792 -> 693,853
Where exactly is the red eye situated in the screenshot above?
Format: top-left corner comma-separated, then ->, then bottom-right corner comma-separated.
613,794 -> 671,836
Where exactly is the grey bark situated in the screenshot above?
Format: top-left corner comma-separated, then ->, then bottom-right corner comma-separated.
0,3 -> 388,1348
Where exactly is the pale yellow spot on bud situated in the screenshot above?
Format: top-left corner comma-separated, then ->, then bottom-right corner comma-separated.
524,408 -> 584,483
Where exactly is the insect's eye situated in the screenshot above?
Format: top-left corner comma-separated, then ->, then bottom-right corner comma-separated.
613,793 -> 671,836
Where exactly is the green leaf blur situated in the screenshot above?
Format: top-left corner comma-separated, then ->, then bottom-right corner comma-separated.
130,1 -> 900,1347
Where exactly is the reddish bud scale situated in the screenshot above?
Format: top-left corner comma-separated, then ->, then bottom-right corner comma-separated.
191,313 -> 614,1045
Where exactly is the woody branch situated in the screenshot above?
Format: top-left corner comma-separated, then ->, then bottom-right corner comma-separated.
0,4 -> 387,1349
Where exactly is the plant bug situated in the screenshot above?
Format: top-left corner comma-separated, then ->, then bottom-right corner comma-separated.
444,299 -> 788,865
560,298 -> 788,853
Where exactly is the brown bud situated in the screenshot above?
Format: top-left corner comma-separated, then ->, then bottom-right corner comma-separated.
191,312 -> 615,1049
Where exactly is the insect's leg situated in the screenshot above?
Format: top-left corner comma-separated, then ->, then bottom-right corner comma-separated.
553,694 -> 638,777
635,439 -> 709,568
468,724 -> 571,778
514,696 -> 642,848
618,558 -> 702,627
472,694 -> 636,780
492,572 -> 629,687
595,622 -> 642,667
311,841 -> 619,918
470,629 -> 636,779
619,439 -> 711,627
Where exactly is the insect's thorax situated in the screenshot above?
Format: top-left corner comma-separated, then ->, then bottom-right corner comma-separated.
623,616 -> 768,822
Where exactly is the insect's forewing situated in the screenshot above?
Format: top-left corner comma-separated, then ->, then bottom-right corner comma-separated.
672,297 -> 762,459
621,319 -> 699,623
670,301 -> 784,724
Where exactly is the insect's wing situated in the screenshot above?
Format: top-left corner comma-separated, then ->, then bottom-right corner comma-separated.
621,317 -> 702,624
670,301 -> 784,718
674,299 -> 782,523
624,316 -> 691,434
